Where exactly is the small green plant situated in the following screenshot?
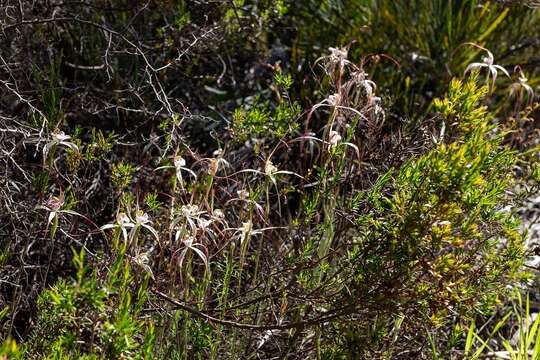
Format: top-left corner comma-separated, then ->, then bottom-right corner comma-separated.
31,171 -> 49,195
0,337 -> 22,359
111,162 -> 137,192
144,192 -> 162,212
230,72 -> 301,143
33,54 -> 64,128
460,291 -> 540,360
85,129 -> 116,161
26,248 -> 155,359
274,71 -> 293,90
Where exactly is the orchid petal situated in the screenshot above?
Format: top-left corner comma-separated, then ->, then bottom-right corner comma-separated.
48,211 -> 57,225
493,65 -> 510,78
464,63 -> 484,75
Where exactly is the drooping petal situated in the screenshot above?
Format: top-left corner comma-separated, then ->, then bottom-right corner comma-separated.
464,63 -> 484,75
493,65 -> 510,78
190,246 -> 209,270
142,224 -> 160,241
121,227 -> 128,243
48,211 -> 57,225
490,66 -> 498,90
100,223 -> 117,231
53,131 -> 70,142
60,141 -> 79,152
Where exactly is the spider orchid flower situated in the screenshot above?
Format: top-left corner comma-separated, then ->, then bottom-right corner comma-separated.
237,189 -> 250,200
42,130 -> 79,164
35,192 -> 82,237
211,209 -> 228,227
170,204 -> 219,244
132,251 -> 155,279
464,48 -> 509,92
327,47 -> 351,73
326,93 -> 341,107
350,71 -> 377,98
155,155 -> 197,188
224,190 -> 265,218
313,47 -> 353,78
309,94 -> 368,123
510,66 -> 535,106
235,159 -> 303,187
174,235 -> 209,272
101,210 -> 159,245
41,193 -> 65,225
328,130 -> 342,146
264,159 -> 304,188
172,204 -> 205,234
208,148 -> 230,175
226,222 -> 282,246
208,156 -> 230,176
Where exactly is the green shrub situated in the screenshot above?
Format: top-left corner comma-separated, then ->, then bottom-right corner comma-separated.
230,71 -> 302,144
26,249 -> 154,359
299,75 -> 527,356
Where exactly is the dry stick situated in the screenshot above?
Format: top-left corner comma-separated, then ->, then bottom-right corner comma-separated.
152,289 -> 353,330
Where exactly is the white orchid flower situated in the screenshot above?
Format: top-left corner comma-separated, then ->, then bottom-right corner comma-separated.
42,130 -> 79,165
171,204 -> 218,243
132,251 -> 155,279
329,47 -> 348,61
226,222 -> 283,246
235,158 -> 303,188
328,130 -> 342,146
237,189 -> 250,200
101,210 -> 159,246
326,93 -> 340,106
35,192 -> 82,237
174,235 -> 209,273
155,155 -> 197,188
510,66 -> 535,106
464,46 -> 509,91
